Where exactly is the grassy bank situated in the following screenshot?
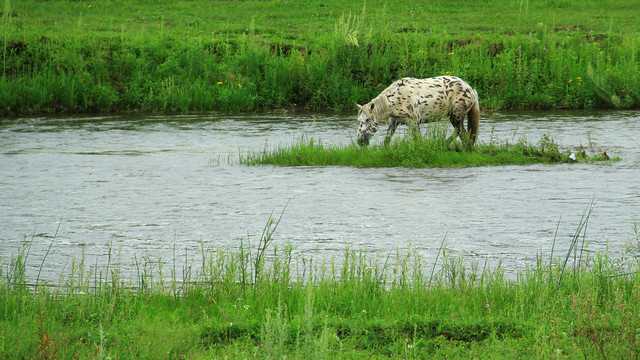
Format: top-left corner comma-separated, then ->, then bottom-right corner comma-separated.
241,129 -> 615,167
2,215 -> 640,359
1,0 -> 639,114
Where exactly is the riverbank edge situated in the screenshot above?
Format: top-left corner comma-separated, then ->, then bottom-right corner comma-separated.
2,1 -> 639,116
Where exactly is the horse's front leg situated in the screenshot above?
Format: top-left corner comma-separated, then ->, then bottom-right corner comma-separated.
384,118 -> 399,146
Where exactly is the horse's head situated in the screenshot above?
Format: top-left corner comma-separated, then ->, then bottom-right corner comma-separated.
355,103 -> 379,146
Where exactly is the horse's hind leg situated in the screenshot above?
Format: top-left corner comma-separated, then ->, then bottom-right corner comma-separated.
384,118 -> 399,146
447,113 -> 465,144
407,117 -> 421,140
449,111 -> 477,148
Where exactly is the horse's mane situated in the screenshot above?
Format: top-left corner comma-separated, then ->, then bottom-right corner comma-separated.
368,94 -> 391,125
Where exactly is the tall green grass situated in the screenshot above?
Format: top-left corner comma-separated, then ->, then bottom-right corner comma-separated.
1,0 -> 639,114
2,212 -> 640,358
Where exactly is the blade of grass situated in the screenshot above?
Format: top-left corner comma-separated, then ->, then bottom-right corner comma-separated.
36,217 -> 62,289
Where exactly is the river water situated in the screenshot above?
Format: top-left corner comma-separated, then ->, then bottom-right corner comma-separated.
1,110 -> 639,283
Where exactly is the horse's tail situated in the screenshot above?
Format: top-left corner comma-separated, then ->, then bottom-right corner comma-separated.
467,98 -> 480,145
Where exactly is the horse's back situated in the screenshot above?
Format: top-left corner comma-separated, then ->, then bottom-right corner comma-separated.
376,76 -> 478,124
414,76 -> 476,117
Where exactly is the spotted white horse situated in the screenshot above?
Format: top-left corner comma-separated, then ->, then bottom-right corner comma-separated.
356,76 -> 479,147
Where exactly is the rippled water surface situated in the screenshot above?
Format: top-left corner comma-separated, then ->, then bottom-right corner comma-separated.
1,111 -> 639,282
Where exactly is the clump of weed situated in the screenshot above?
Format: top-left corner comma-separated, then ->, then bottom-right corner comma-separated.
240,130 -> 616,168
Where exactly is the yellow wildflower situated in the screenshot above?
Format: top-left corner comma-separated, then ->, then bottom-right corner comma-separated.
217,81 -> 223,85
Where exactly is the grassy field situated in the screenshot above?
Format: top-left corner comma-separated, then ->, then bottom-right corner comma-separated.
1,0 -> 639,114
3,214 -> 640,359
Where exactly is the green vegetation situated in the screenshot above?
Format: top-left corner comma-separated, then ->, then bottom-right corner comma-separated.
241,128 -> 615,167
1,0 -> 639,114
3,214 -> 640,359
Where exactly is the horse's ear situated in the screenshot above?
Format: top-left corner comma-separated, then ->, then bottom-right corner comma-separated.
356,103 -> 363,110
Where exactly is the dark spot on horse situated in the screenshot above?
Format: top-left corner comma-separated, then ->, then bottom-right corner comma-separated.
370,103 -> 375,110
